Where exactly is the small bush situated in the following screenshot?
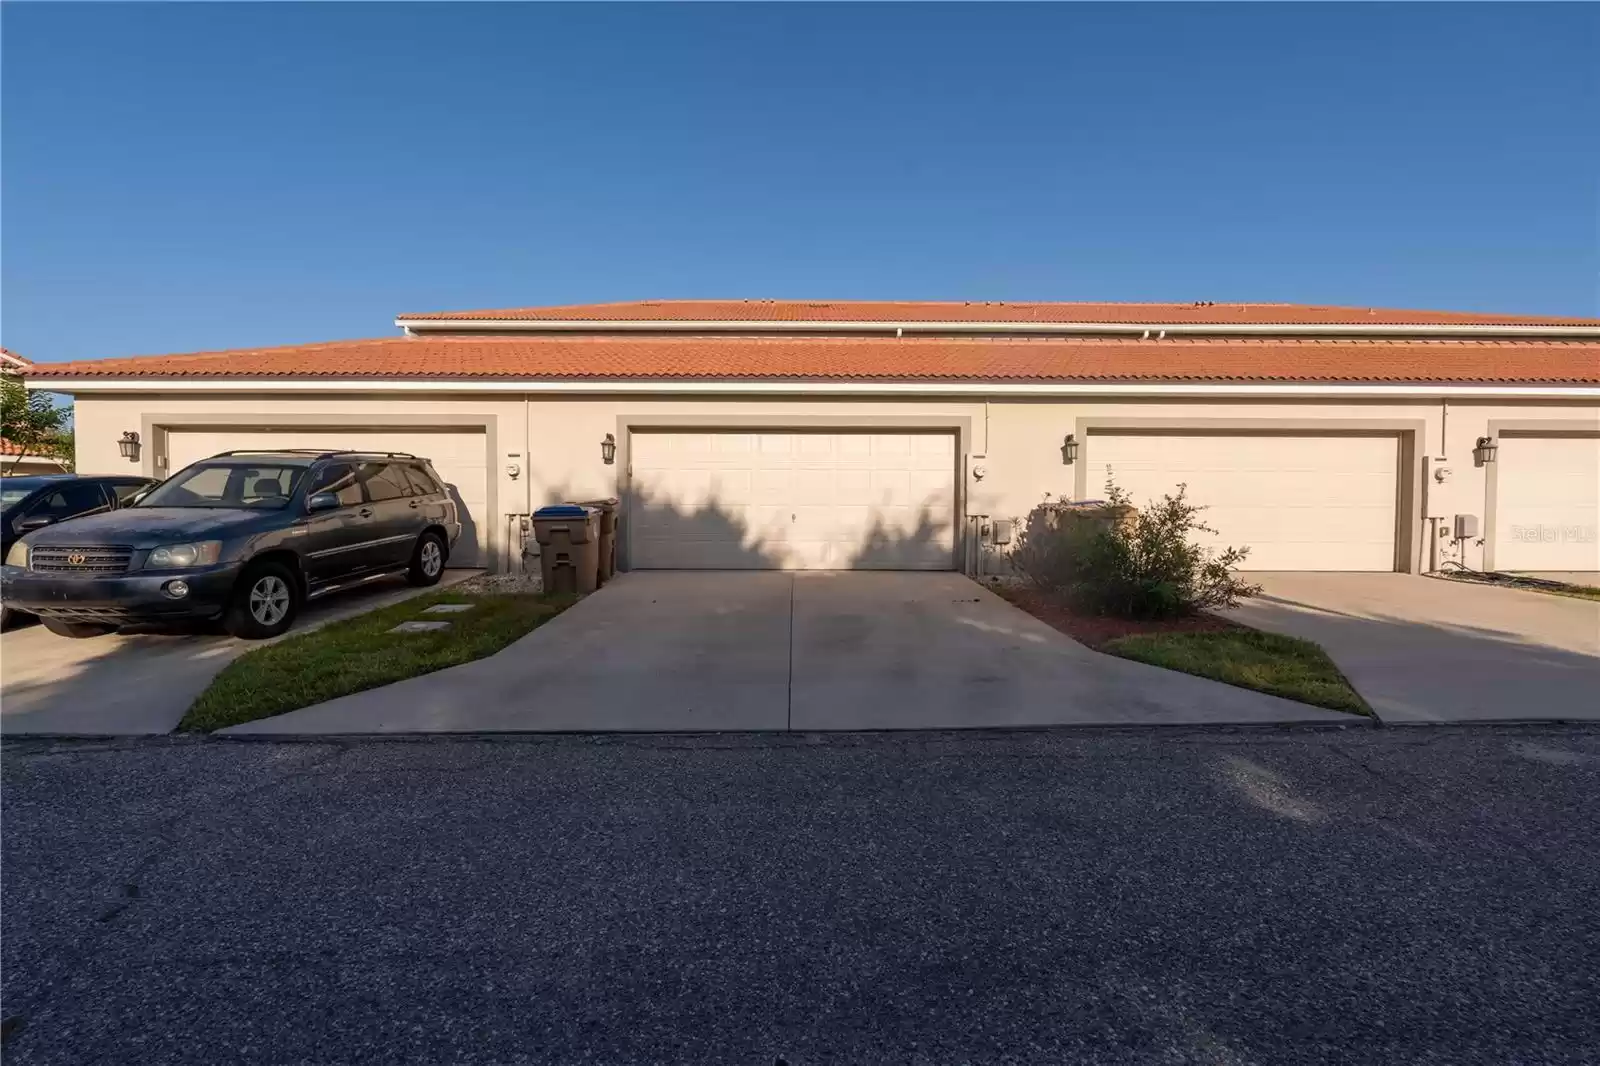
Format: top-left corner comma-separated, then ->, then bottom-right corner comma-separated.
1007,482 -> 1261,620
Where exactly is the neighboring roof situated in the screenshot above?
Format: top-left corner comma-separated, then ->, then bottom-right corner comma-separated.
24,334 -> 1600,385
1,438 -> 66,460
0,348 -> 32,372
397,299 -> 1600,328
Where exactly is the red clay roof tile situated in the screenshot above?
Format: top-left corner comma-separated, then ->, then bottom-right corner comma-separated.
24,335 -> 1600,384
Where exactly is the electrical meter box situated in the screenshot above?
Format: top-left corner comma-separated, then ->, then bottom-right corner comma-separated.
1453,514 -> 1479,540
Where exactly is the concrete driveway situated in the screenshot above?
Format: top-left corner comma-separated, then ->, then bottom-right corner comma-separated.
223,571 -> 1359,734
0,570 -> 477,736
1228,573 -> 1600,724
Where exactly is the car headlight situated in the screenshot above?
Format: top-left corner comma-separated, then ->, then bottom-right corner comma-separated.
4,541 -> 27,568
146,541 -> 223,569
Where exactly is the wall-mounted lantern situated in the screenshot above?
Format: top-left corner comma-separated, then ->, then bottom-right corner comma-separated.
1061,433 -> 1079,465
600,433 -> 617,465
117,431 -> 141,463
1472,436 -> 1498,466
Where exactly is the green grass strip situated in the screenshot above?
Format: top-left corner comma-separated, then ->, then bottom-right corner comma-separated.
181,590 -> 577,732
1104,628 -> 1373,716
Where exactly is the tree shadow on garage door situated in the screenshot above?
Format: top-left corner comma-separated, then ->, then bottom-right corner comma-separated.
612,484 -> 954,571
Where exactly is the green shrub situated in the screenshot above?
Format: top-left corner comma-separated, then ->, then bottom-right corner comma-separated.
1008,482 -> 1261,620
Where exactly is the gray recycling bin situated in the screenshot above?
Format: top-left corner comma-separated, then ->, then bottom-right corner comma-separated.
530,505 -> 601,594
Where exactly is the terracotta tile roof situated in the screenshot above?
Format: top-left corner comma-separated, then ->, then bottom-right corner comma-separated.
24,335 -> 1600,385
0,438 -> 63,458
398,298 -> 1600,328
0,348 -> 32,373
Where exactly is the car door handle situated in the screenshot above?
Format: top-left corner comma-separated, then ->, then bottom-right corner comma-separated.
359,508 -> 374,518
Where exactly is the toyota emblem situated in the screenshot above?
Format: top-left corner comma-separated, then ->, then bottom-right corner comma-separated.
66,552 -> 87,566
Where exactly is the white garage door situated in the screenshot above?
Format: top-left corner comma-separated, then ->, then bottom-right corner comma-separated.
1493,434 -> 1600,572
163,428 -> 489,567
1084,431 -> 1400,571
630,431 -> 956,570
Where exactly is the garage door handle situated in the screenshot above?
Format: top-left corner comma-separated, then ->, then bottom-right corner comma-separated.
409,500 -> 419,509
359,508 -> 374,518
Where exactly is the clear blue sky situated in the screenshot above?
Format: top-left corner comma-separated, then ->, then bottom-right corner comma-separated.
3,3 -> 1596,363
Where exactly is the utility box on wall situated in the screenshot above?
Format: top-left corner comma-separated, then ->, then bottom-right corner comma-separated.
1453,514 -> 1479,540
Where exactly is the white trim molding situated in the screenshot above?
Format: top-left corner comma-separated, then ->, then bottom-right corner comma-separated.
29,377 -> 1600,400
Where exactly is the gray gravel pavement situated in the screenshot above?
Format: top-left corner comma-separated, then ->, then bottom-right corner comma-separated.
4,726 -> 1599,1064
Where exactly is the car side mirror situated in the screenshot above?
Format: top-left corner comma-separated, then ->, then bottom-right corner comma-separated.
307,492 -> 341,514
125,488 -> 152,506
15,515 -> 55,532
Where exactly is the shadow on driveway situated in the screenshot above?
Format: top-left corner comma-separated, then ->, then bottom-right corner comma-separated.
1228,573 -> 1600,723
0,569 -> 479,736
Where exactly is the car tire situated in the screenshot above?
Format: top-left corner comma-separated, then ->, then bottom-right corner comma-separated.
41,618 -> 118,639
406,531 -> 447,587
223,561 -> 300,640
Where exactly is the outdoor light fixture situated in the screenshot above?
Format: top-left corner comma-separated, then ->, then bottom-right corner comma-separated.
1061,433 -> 1079,465
600,433 -> 617,465
117,431 -> 141,463
1473,436 -> 1498,465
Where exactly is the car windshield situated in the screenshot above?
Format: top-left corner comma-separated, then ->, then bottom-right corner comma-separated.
1,477 -> 68,507
136,463 -> 308,509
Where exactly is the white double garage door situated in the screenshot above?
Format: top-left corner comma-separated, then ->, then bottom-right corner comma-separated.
631,428 -> 1407,572
165,428 -> 489,567
630,431 -> 958,570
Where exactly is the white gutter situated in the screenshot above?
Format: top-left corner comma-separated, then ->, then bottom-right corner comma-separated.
394,317 -> 1600,339
28,378 -> 1600,400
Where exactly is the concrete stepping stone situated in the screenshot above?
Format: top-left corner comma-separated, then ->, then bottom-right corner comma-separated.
422,603 -> 475,614
390,620 -> 452,633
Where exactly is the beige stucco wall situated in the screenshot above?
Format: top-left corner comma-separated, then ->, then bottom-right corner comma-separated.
70,391 -> 1599,573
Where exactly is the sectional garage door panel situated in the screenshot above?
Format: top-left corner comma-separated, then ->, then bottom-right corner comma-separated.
630,431 -> 956,570
1494,435 -> 1600,572
163,428 -> 488,567
1084,432 -> 1400,571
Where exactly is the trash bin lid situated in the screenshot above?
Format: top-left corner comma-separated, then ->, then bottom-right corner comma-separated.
533,504 -> 593,518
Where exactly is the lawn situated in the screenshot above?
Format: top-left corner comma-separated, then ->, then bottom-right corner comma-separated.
994,582 -> 1371,717
1104,628 -> 1373,716
181,589 -> 577,732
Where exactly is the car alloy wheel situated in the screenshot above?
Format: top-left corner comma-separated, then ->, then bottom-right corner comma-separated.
249,574 -> 292,626
420,539 -> 443,577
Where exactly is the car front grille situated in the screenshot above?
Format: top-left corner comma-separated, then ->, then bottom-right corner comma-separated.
30,545 -> 135,574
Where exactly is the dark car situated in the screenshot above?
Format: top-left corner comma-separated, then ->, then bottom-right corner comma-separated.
1,473 -> 156,628
2,450 -> 461,640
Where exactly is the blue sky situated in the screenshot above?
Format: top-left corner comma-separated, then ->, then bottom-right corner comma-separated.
3,3 -> 1596,363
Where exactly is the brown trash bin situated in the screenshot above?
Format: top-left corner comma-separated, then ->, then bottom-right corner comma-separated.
578,497 -> 619,583
530,505 -> 601,594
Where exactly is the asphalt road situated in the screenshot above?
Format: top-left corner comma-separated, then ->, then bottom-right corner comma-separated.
4,726 -> 1598,1064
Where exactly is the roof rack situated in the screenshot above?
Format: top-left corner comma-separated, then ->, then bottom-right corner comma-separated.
211,449 -> 420,460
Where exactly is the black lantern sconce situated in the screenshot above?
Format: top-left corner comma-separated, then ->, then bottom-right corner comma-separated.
600,433 -> 617,465
1472,436 -> 1498,466
1061,433 -> 1079,465
117,431 -> 142,463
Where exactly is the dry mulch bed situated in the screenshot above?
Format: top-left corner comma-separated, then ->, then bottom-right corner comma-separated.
989,581 -> 1243,649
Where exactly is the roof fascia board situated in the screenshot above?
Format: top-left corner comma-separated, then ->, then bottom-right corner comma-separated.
29,378 -> 1600,400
